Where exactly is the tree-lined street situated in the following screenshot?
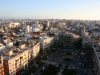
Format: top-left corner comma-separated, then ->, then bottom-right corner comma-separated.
23,39 -> 96,75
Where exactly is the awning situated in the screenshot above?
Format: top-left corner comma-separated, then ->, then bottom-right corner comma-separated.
16,70 -> 21,75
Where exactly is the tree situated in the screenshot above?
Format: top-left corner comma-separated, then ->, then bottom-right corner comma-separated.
66,52 -> 72,55
59,64 -> 62,67
40,64 -> 60,75
54,42 -> 60,49
43,51 -> 47,56
62,69 -> 77,75
73,39 -> 82,48
45,47 -> 51,53
84,44 -> 93,63
35,55 -> 41,64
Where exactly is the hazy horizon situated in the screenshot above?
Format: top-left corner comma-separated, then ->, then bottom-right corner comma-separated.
0,0 -> 100,20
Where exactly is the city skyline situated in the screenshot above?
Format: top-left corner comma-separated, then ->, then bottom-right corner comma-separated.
0,0 -> 100,20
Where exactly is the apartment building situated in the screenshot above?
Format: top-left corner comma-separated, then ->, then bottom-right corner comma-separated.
92,42 -> 100,75
54,33 -> 60,42
33,42 -> 40,58
81,30 -> 100,75
86,33 -> 100,75
3,44 -> 29,75
57,22 -> 66,30
0,56 -> 5,75
39,35 -> 54,51
28,40 -> 40,63
61,32 -> 80,45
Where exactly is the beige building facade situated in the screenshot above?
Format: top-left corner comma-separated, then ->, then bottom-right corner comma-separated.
3,45 -> 29,75
39,36 -> 54,51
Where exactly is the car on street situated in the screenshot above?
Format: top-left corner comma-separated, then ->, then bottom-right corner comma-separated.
85,69 -> 87,75
68,65 -> 76,69
81,52 -> 85,55
42,67 -> 45,70
36,73 -> 40,75
82,63 -> 84,67
79,63 -> 81,66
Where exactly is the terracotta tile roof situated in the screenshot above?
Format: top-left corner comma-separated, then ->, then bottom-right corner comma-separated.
39,32 -> 45,34
13,50 -> 18,53
7,33 -> 12,37
29,32 -> 45,36
29,32 -> 35,36
4,50 -> 12,53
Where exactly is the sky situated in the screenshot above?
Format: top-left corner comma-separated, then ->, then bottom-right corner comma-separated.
0,0 -> 100,20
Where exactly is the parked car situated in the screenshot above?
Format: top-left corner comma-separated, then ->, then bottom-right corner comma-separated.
81,52 -> 85,55
79,63 -> 81,66
42,67 -> 45,70
85,69 -> 87,75
68,65 -> 76,69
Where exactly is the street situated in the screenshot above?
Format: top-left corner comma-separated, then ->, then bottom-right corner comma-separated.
34,47 -> 95,75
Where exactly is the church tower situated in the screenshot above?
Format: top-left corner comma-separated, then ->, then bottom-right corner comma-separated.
81,25 -> 85,37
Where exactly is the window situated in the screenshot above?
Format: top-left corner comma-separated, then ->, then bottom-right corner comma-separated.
12,64 -> 14,66
10,72 -> 12,74
2,72 -> 4,75
1,68 -> 3,71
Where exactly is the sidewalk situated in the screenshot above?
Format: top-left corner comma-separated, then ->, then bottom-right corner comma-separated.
33,51 -> 58,75
58,69 -> 63,75
58,67 -> 65,75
